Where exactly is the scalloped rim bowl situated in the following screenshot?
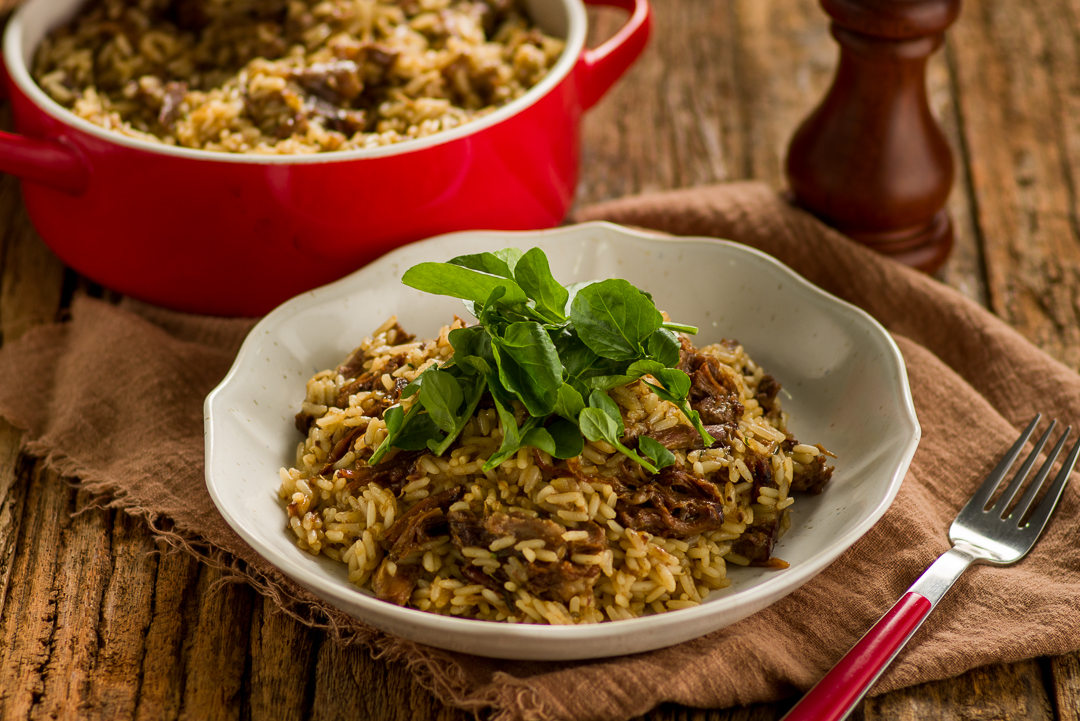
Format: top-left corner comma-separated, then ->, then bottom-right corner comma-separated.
204,222 -> 920,660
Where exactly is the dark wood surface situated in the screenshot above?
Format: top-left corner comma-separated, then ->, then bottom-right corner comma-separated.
2,1 -> 1080,719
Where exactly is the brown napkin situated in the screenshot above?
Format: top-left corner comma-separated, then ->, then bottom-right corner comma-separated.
1,182 -> 1078,721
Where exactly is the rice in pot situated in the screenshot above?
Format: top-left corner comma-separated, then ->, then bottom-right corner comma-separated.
33,0 -> 565,153
278,316 -> 835,624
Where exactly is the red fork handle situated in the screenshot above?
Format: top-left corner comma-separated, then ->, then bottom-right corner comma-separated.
781,592 -> 933,721
0,130 -> 89,194
577,0 -> 651,110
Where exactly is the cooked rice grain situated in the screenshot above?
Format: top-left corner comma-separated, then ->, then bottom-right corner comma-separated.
278,317 -> 831,623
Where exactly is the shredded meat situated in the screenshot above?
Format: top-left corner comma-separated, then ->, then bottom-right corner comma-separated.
372,484 -> 465,605
588,460 -> 726,538
334,322 -> 414,380
731,516 -> 787,567
371,559 -> 422,606
318,426 -> 363,475
157,81 -> 187,126
294,59 -> 363,105
335,353 -> 408,408
755,374 -> 782,413
446,510 -> 608,603
637,424 -> 733,451
791,453 -> 834,494
338,450 -> 423,496
683,351 -> 744,427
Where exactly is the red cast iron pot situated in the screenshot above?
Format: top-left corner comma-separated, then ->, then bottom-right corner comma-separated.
0,0 -> 649,315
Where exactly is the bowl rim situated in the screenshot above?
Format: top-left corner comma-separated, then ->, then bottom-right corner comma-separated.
3,0 -> 588,165
204,221 -> 922,651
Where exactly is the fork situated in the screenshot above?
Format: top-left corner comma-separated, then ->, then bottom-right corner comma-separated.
781,414 -> 1078,721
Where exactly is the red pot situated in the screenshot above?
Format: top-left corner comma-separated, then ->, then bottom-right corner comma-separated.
0,0 -> 649,315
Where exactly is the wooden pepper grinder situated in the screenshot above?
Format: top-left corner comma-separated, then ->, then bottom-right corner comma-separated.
786,0 -> 961,273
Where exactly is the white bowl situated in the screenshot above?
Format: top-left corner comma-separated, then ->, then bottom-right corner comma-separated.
204,222 -> 920,660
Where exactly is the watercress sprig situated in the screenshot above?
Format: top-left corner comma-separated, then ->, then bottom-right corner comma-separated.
368,247 -> 714,471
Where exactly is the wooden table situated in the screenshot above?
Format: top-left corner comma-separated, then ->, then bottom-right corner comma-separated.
1,0 -> 1079,719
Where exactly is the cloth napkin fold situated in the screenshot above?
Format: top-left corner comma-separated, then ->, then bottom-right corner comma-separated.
0,182 -> 1077,721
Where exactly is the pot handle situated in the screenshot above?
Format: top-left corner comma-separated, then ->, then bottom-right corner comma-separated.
577,0 -> 651,111
0,63 -> 89,194
0,131 -> 89,194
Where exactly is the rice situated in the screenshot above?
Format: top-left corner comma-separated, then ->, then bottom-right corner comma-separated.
277,316 -> 834,623
33,0 -> 564,154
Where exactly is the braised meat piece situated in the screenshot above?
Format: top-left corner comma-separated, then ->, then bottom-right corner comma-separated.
338,449 -> 424,495
334,353 -> 408,408
371,559 -> 422,606
637,423 -> 733,451
681,350 -> 744,428
335,323 -> 415,379
745,452 -> 777,500
371,484 -> 465,605
791,454 -> 834,495
382,485 -> 465,551
599,462 -> 726,538
731,516 -> 788,568
447,510 -> 609,604
484,512 -> 565,548
523,561 -> 600,603
318,425 -> 363,475
755,374 -> 782,413
447,509 -> 491,550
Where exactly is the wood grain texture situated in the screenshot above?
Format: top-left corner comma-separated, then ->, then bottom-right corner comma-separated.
1051,653 -> 1080,721
0,2 -> 1077,721
948,0 -> 1080,368
864,660 -> 1056,720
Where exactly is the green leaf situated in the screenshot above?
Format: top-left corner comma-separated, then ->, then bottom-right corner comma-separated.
428,374 -> 487,456
514,247 -> 569,322
395,413 -> 443,450
449,252 -> 516,278
520,427 -> 556,456
546,419 -> 584,459
482,397 -> 527,471
369,402 -> 419,464
402,262 -> 527,305
638,435 -> 676,470
588,390 -> 625,437
578,406 -> 620,445
647,328 -> 682,367
650,368 -> 691,399
418,369 -> 464,433
553,382 -> 585,421
570,279 -> 664,360
490,322 -> 563,416
493,248 -> 524,272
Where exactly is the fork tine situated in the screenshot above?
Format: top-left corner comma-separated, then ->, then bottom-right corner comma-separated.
964,414 -> 1042,514
1008,426 -> 1070,522
1019,435 -> 1080,533
991,419 -> 1056,515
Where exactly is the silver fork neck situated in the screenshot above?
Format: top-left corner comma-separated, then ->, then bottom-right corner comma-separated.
909,547 -> 977,607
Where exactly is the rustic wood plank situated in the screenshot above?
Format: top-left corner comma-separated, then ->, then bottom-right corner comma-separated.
1051,652 -> 1080,720
30,490 -> 113,721
864,660 -> 1055,720
84,511 -> 159,721
246,597 -> 316,721
178,565 -> 255,721
948,0 -> 1080,368
312,641 -> 471,721
634,703 -> 784,721
933,41 -> 989,307
0,422 -> 26,627
134,543 -> 201,721
0,466 -> 72,719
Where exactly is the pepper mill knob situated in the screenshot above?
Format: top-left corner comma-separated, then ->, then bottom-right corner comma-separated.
785,0 -> 962,273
